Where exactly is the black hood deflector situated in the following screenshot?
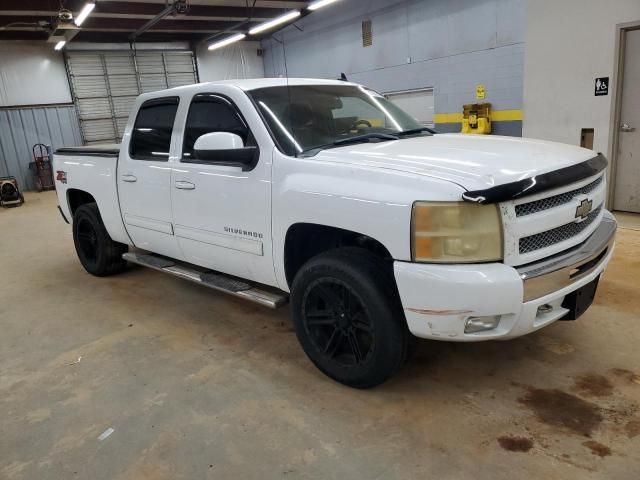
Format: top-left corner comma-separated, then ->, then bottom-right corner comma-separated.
462,154 -> 608,204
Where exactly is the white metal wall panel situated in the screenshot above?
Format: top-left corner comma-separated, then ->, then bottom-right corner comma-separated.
65,50 -> 197,145
0,43 -> 72,107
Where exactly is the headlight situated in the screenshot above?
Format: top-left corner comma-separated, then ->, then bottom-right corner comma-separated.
411,201 -> 503,263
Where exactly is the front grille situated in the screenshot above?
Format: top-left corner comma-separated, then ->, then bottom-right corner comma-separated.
519,205 -> 602,254
515,176 -> 603,217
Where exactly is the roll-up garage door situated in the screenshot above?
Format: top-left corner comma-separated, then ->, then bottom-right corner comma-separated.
65,50 -> 197,145
385,88 -> 434,127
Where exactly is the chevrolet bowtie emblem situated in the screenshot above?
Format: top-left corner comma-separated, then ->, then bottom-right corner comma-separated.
575,198 -> 593,220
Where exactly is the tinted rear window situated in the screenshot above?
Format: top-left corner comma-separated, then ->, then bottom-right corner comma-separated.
130,98 -> 179,160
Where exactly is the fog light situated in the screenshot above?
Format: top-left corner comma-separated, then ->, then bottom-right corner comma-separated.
465,315 -> 501,333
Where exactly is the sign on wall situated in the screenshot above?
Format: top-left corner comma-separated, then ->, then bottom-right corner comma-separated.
595,77 -> 609,96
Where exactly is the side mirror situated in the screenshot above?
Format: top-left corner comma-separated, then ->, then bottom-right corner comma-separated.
192,132 -> 258,170
194,132 -> 243,151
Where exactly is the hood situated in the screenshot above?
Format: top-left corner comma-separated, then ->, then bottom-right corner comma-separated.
313,134 -> 597,191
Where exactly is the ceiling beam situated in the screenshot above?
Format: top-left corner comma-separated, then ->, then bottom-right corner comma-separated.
96,0 -> 307,8
71,30 -> 214,42
0,15 -> 259,31
0,30 -> 48,39
0,11 -> 273,22
82,17 -> 260,31
94,2 -> 286,19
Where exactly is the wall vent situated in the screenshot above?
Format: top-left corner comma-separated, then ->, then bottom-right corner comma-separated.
362,19 -> 372,47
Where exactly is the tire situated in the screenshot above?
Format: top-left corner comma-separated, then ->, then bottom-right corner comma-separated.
73,203 -> 127,276
291,247 -> 410,388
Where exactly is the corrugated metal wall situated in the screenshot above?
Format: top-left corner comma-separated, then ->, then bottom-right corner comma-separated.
0,105 -> 82,190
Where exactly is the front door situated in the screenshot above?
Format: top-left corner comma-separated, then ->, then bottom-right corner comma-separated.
171,93 -> 275,286
118,97 -> 183,259
614,28 -> 640,213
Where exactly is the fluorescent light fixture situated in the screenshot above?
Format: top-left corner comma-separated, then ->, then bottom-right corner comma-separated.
75,2 -> 95,26
54,40 -> 66,51
308,0 -> 341,10
249,10 -> 301,35
208,33 -> 246,51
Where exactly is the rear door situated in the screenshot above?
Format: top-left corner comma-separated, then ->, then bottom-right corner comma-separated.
171,92 -> 275,286
118,97 -> 183,259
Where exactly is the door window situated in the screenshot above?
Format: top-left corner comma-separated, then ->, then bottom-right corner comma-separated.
129,97 -> 179,160
182,94 -> 253,159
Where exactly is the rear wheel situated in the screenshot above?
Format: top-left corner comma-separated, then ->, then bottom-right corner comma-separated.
73,203 -> 127,276
291,248 -> 410,388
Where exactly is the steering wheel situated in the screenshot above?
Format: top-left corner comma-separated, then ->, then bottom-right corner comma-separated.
349,119 -> 372,131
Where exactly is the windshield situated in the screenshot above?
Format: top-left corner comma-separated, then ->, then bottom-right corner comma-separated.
248,84 -> 429,156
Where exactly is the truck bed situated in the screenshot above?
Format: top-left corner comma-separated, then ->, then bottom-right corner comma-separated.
53,143 -> 131,245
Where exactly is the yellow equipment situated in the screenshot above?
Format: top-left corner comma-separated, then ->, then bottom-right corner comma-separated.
462,103 -> 491,134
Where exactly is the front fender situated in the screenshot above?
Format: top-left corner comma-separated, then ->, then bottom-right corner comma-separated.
271,151 -> 464,290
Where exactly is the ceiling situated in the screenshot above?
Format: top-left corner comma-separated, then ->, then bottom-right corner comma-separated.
0,0 -> 309,44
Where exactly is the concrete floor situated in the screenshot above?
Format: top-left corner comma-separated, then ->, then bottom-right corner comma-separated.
1,191 -> 639,480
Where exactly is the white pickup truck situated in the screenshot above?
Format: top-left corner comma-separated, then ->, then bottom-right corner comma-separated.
53,78 -> 616,388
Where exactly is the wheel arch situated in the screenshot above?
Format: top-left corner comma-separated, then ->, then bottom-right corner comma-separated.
283,222 -> 394,288
67,189 -> 97,217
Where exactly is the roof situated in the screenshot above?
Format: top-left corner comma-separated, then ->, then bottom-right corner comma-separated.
137,78 -> 359,99
195,77 -> 358,91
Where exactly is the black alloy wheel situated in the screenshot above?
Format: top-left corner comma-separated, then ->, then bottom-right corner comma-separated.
72,203 -> 128,276
302,278 -> 375,367
76,217 -> 99,264
291,247 -> 410,388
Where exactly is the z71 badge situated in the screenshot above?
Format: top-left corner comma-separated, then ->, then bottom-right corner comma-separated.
56,170 -> 68,184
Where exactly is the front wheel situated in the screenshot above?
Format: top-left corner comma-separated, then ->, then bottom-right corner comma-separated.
291,248 -> 410,388
73,203 -> 128,276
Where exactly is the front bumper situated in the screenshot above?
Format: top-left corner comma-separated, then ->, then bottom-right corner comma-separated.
394,211 -> 617,341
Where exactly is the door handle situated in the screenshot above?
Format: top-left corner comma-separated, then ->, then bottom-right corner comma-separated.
121,174 -> 137,183
621,123 -> 636,132
175,180 -> 196,190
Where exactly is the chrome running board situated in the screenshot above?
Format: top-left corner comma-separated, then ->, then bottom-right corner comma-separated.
123,252 -> 289,309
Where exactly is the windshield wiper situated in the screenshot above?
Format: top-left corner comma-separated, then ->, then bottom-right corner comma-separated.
333,132 -> 399,145
299,133 -> 399,156
396,127 -> 437,136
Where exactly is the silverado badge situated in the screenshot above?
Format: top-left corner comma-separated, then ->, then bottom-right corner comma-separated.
575,198 -> 593,221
